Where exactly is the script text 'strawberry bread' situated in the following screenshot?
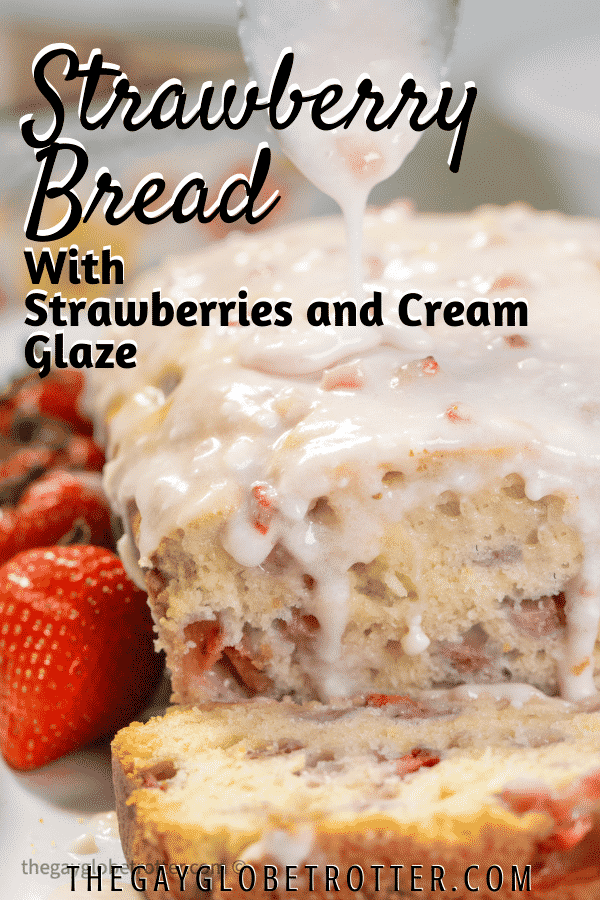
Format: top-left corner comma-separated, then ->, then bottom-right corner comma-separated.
112,696 -> 600,900
90,204 -> 600,704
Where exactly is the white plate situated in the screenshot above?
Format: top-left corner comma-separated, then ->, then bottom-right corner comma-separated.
1,671 -> 172,899
1,747 -> 130,900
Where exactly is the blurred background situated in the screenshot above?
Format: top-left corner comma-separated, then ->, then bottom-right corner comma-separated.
1,0 -> 599,308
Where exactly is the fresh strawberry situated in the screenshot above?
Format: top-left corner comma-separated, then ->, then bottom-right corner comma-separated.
60,434 -> 105,472
0,447 -> 57,505
10,370 -> 93,436
8,412 -> 71,450
0,369 -> 91,438
0,395 -> 16,436
0,470 -> 113,565
0,546 -> 163,770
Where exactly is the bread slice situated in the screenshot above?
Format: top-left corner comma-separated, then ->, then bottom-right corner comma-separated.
90,204 -> 600,704
112,695 -> 600,899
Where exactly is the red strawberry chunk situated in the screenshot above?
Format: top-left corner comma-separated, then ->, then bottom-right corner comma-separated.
491,274 -> 528,292
221,645 -> 273,695
394,356 -> 440,383
501,768 -> 600,875
181,621 -> 273,694
396,748 -> 441,776
142,773 -> 167,790
537,816 -> 594,853
252,483 -> 275,510
365,694 -> 432,718
366,693 -> 417,708
285,609 -> 320,639
436,636 -> 491,675
321,364 -> 365,392
504,334 -> 529,349
182,620 -> 225,675
250,482 -> 277,535
421,356 -> 439,375
445,403 -> 471,424
501,784 -> 552,815
508,594 -> 566,638
579,771 -> 600,803
366,255 -> 384,279
336,135 -> 384,180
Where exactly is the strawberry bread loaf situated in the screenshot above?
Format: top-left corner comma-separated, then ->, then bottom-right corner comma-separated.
90,204 -> 600,706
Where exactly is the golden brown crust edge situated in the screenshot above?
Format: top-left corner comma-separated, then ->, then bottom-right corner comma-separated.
111,743 -> 139,871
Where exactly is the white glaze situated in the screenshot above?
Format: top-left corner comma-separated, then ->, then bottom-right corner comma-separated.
86,811 -> 120,842
116,533 -> 147,591
92,205 -> 600,702
243,826 -> 315,869
401,615 -> 431,656
68,833 -> 99,855
422,682 -> 572,710
239,0 -> 456,298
